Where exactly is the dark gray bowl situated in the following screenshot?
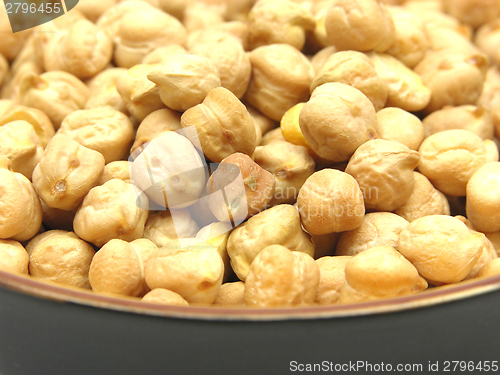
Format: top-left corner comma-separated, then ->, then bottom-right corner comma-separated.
1,270 -> 500,375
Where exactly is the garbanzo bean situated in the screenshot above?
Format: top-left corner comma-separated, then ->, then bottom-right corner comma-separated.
85,68 -> 129,114
213,281 -> 245,306
0,240 -> 29,275
376,107 -> 425,150
142,289 -> 189,306
315,256 -> 351,305
99,161 -> 132,185
143,209 -> 199,248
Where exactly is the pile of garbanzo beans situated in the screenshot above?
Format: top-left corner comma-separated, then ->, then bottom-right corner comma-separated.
1,0 -> 500,308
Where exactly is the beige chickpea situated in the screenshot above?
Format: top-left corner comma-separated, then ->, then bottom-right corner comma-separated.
376,108 -> 425,150
74,179 -> 149,247
116,64 -> 165,123
189,36 -> 250,99
32,135 -> 105,211
310,51 -> 388,111
99,161 -> 132,185
247,105 -> 278,137
58,107 -> 135,164
246,0 -> 315,50
466,162 -> 500,233
74,0 -> 117,22
130,131 -> 206,209
245,44 -> 315,121
484,139 -> 500,163
414,50 -> 488,114
485,231 -> 500,256
253,141 -> 315,205
142,45 -> 188,65
18,71 -> 90,129
244,244 -> 319,307
0,104 -> 55,147
475,19 -> 500,66
310,46 -> 338,74
0,158 -> 42,242
260,127 -> 287,146
85,68 -> 129,114
39,198 -> 77,232
418,129 -> 488,196
142,289 -> 189,306
0,120 -> 43,179
89,238 -> 158,297
425,24 -> 478,55
310,232 -> 341,259
297,169 -> 365,235
346,139 -> 420,212
315,256 -> 351,305
227,204 -> 314,280
144,240 -> 224,305
114,8 -> 187,68
186,28 -> 245,51
422,105 -> 494,140
324,0 -> 395,52
181,87 -> 256,163
130,108 -> 181,154
213,281 -> 245,306
442,0 -> 500,29
207,153 -> 276,222
466,236 -> 498,280
1,61 -> 42,102
476,258 -> 500,279
183,1 -> 225,32
28,230 -> 95,289
299,83 -> 378,163
43,20 -> 113,80
385,6 -> 429,68
398,215 -> 485,284
336,212 -> 409,257
394,172 -> 450,222
339,246 -> 428,304
0,240 -> 29,275
143,209 -> 199,248
0,53 -> 7,87
368,52 -> 431,112
147,54 -> 221,112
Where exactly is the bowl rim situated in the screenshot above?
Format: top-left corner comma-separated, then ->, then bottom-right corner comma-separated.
2,269 -> 500,321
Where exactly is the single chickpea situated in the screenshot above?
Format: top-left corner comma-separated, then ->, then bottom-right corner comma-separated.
89,238 -> 158,297
394,172 -> 450,222
58,107 -> 135,164
213,281 -> 245,306
0,158 -> 42,242
253,141 -> 315,205
345,139 -> 420,212
18,71 -> 90,129
147,54 -> 221,112
299,83 -> 378,163
142,289 -> 189,306
39,198 -> 78,232
244,244 -> 319,307
477,67 -> 500,138
143,209 -> 199,248
186,29 -> 246,51
0,240 -> 29,275
385,6 -> 429,68
261,127 -> 287,146
336,212 -> 409,257
116,64 -> 165,123
189,36 -> 250,99
414,50 -> 488,114
144,239 -> 224,305
442,0 -> 500,29
227,204 -> 314,280
130,108 -> 181,154
339,246 -> 428,304
0,53 -> 7,87
0,120 -> 43,179
0,104 -> 55,148
324,0 -> 395,52
398,215 -> 485,284
28,230 -> 96,289
32,135 -> 105,211
207,153 -> 276,222
183,1 -> 225,32
376,107 -> 425,150
74,0 -> 117,22
425,25 -> 478,55
73,179 -> 149,247
476,258 -> 500,279
368,52 -> 431,112
422,105 -> 494,140
297,169 -> 365,235
466,162 -> 500,233
315,256 -> 351,305
466,236 -> 498,280
246,0 -> 315,50
245,44 -> 315,121
310,51 -> 388,111
181,87 -> 257,163
1,61 -> 43,102
418,129 -> 488,196
99,161 -> 132,185
130,131 -> 206,209
85,68 -> 129,114
43,20 -> 113,79
114,8 -> 187,68
142,45 -> 188,65
475,19 -> 500,66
